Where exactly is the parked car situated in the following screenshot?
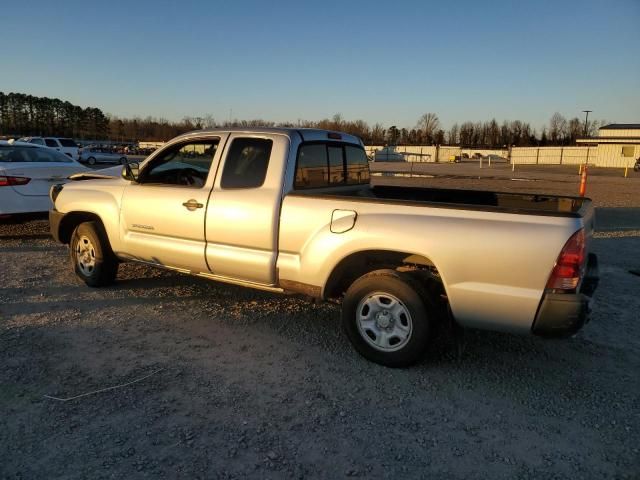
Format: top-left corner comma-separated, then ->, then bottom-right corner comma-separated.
19,137 -> 80,160
0,141 -> 88,217
79,147 -> 128,166
50,128 -> 598,367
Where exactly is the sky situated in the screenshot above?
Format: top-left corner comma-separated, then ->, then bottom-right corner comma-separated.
2,0 -> 639,131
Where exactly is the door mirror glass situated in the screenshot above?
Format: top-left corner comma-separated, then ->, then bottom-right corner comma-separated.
122,162 -> 139,182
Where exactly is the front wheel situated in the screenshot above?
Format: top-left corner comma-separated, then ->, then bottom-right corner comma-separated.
70,221 -> 118,287
87,157 -> 96,165
120,157 -> 127,165
341,269 -> 434,367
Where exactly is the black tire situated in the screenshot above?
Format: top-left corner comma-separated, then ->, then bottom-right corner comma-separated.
341,269 -> 434,367
69,221 -> 118,287
120,157 -> 127,165
87,157 -> 96,165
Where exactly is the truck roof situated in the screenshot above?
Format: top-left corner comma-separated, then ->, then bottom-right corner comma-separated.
173,127 -> 363,145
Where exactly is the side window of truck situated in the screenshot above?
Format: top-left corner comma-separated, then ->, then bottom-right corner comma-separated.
295,143 -> 369,189
138,140 -> 219,187
220,138 -> 273,189
345,146 -> 370,184
295,144 -> 329,188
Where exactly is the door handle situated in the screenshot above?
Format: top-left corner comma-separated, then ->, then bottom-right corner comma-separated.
182,199 -> 204,211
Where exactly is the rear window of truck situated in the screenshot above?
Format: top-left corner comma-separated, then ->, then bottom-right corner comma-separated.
295,142 -> 369,189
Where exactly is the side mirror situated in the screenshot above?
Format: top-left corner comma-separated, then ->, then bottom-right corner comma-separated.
122,162 -> 139,182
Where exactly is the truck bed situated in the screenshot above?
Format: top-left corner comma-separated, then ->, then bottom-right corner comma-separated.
293,185 -> 590,218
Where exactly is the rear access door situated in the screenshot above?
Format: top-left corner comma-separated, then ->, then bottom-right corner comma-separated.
205,132 -> 289,285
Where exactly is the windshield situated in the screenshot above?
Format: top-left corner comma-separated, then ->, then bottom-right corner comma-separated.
0,146 -> 74,163
58,138 -> 78,147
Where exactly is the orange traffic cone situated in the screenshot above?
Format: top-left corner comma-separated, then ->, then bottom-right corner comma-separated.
579,165 -> 588,196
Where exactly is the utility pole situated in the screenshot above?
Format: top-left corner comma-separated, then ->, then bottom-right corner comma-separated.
582,110 -> 592,137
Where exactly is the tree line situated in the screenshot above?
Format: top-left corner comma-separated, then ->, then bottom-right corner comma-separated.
0,92 -> 109,139
1,92 -> 606,147
107,112 -> 606,147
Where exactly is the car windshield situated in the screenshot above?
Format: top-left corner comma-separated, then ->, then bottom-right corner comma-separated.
58,138 -> 78,147
0,146 -> 74,163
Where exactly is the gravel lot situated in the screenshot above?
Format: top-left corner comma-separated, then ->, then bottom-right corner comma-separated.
1,174 -> 639,478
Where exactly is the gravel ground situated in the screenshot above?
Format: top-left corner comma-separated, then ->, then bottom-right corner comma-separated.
1,185 -> 639,478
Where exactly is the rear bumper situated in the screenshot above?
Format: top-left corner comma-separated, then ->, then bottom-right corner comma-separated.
49,209 -> 65,243
532,253 -> 599,337
0,191 -> 51,215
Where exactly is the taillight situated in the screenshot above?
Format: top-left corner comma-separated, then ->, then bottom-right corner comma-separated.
0,176 -> 31,187
546,229 -> 586,292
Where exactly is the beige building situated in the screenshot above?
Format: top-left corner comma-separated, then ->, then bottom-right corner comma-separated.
366,124 -> 639,168
577,124 -> 640,168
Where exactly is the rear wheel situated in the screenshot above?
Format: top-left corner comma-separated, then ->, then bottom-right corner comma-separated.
120,157 -> 127,165
341,269 -> 434,367
70,221 -> 118,287
87,157 -> 96,165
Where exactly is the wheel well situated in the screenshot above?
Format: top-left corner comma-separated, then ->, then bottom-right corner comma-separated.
324,250 -> 441,300
58,212 -> 103,244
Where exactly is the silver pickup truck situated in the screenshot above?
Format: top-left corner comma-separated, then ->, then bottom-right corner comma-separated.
49,128 -> 599,367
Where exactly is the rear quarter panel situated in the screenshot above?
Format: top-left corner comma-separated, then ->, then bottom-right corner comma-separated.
278,194 -> 584,333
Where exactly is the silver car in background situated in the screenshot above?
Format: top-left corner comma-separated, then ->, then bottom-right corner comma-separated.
79,147 -> 128,166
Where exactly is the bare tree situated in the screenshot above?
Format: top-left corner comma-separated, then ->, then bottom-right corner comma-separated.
549,113 -> 567,144
567,118 -> 583,143
587,119 -> 606,137
417,112 -> 440,143
459,122 -> 475,146
487,119 -> 500,147
447,123 -> 459,145
202,114 -> 217,129
371,123 -> 385,144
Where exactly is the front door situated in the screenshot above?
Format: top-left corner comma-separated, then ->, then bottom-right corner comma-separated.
119,136 -> 226,272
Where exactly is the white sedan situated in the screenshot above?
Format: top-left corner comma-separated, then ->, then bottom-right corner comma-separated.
0,141 -> 89,217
